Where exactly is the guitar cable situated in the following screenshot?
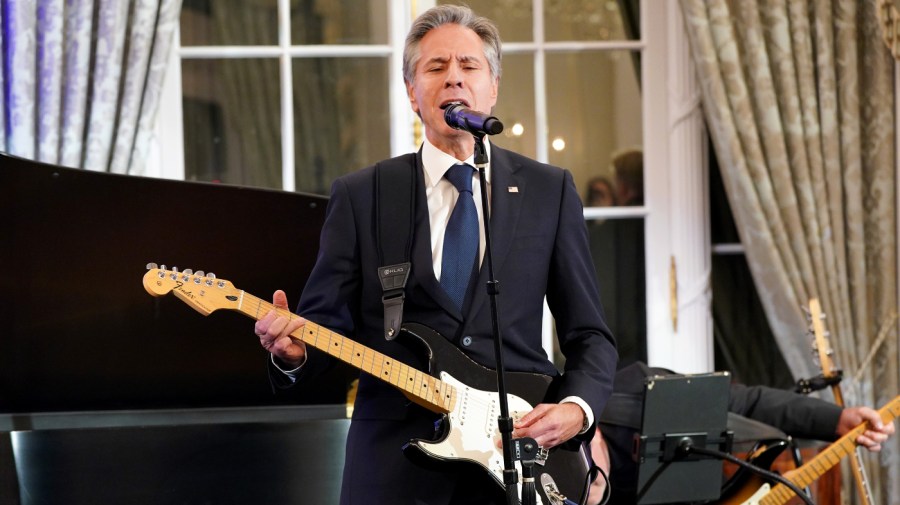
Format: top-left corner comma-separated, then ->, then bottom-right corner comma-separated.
542,463 -> 608,505
587,464 -> 611,505
681,443 -> 815,505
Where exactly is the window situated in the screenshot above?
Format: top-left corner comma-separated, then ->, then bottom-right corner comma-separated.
152,0 -> 700,372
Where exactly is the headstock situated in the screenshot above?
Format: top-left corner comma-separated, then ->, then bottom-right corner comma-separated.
807,297 -> 839,379
143,263 -> 241,316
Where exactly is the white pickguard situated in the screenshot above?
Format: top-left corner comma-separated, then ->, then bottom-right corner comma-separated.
412,372 -> 545,505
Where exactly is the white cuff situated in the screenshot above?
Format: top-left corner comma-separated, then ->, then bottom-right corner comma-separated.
561,396 -> 594,434
270,353 -> 306,383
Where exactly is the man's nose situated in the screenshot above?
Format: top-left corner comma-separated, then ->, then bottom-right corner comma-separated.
444,63 -> 463,87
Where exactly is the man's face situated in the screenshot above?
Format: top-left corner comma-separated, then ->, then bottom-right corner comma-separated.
406,23 -> 499,146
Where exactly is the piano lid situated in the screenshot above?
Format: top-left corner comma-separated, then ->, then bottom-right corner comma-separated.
0,152 -> 352,413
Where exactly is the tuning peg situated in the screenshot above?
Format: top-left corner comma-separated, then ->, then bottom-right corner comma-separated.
207,272 -> 216,279
205,272 -> 216,286
161,264 -> 167,271
195,270 -> 205,277
183,269 -> 193,275
146,262 -> 158,270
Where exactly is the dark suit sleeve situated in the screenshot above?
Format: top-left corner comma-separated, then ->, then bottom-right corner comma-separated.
728,383 -> 843,441
545,169 -> 618,429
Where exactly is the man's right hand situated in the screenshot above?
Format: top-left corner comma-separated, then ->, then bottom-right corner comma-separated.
254,290 -> 308,368
837,406 -> 896,452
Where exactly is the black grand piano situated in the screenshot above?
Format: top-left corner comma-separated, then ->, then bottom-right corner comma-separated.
0,152 -> 355,504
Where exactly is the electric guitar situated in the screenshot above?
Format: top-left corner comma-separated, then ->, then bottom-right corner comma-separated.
719,396 -> 900,505
808,298 -> 874,505
142,265 -> 590,505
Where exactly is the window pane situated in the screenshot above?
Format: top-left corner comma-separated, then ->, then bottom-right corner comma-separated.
293,58 -> 391,195
544,0 -> 635,42
546,51 -> 643,207
492,54 -> 536,159
181,0 -> 279,46
589,217 -> 646,368
291,0 -> 389,45
182,59 -> 282,188
438,0 -> 534,42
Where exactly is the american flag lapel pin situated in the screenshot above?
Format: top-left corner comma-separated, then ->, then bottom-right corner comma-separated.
508,186 -> 519,193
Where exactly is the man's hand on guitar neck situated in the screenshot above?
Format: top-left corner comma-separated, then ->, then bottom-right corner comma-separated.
255,290 -> 308,369
838,406 -> 896,452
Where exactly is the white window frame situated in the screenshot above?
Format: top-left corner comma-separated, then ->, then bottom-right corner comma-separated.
148,0 -> 714,373
641,1 -> 712,373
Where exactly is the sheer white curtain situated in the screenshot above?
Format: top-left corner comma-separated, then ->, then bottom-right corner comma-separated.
1,0 -> 181,174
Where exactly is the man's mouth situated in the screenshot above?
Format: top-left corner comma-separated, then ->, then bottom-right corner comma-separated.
440,100 -> 469,109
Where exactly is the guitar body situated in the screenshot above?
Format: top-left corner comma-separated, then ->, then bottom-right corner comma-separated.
717,440 -> 789,505
399,323 -> 591,505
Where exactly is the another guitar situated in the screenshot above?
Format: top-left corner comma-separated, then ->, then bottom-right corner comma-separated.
719,395 -> 900,505
143,265 -> 590,505
808,297 -> 874,505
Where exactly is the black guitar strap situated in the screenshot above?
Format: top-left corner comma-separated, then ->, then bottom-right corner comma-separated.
375,154 -> 417,340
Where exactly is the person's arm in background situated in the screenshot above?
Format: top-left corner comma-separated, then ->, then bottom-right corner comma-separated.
729,383 -> 895,450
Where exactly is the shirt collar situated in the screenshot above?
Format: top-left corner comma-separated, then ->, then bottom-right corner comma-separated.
421,137 -> 492,188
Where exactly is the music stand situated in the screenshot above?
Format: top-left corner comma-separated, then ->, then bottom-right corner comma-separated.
633,372 -> 733,504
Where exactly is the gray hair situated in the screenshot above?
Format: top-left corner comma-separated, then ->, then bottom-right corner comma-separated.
402,5 -> 502,84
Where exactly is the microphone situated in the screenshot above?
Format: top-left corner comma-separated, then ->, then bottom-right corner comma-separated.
442,102 -> 504,136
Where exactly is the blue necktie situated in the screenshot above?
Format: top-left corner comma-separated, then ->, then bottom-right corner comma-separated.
440,164 -> 479,310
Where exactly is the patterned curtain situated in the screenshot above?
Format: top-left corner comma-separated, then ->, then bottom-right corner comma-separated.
1,0 -> 181,174
679,0 -> 898,502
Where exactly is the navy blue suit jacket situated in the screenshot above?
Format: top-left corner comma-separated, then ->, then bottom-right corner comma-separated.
273,145 -> 617,504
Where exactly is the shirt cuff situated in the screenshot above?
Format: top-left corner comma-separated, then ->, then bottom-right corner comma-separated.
561,396 -> 594,434
270,353 -> 306,383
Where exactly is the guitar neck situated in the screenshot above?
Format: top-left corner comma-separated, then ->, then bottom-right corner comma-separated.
760,396 -> 900,505
831,385 -> 876,505
808,297 -> 874,505
238,292 -> 455,414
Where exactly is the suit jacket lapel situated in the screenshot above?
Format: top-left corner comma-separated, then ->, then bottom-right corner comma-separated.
468,146 -> 524,315
407,146 -> 526,321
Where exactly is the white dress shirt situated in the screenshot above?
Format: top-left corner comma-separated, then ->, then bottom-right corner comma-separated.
420,136 -> 489,280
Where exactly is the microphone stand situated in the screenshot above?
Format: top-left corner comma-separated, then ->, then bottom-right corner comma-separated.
472,135 -> 536,505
